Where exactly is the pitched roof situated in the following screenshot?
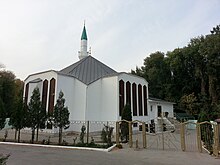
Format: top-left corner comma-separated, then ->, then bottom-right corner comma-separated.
59,56 -> 117,85
148,97 -> 175,104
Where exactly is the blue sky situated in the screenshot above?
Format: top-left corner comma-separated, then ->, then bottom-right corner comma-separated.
0,0 -> 220,80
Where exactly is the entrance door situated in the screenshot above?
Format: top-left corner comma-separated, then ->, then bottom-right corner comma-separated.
157,105 -> 162,117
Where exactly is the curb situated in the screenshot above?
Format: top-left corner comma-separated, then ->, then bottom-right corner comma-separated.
0,142 -> 116,152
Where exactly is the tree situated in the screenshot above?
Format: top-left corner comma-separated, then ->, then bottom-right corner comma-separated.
121,104 -> 132,142
0,97 -> 6,130
28,87 -> 46,143
53,91 -> 70,145
9,95 -> 27,142
0,70 -> 16,118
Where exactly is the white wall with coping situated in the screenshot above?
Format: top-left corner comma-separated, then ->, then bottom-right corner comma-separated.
118,73 -> 149,122
148,101 -> 174,120
24,71 -> 58,109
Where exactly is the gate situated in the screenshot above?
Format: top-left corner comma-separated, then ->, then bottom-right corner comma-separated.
116,120 -> 180,150
116,120 -> 146,148
180,121 -> 219,156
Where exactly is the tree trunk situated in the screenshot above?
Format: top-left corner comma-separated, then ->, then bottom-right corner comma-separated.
59,127 -> 62,145
18,129 -> 21,143
31,128 -> 35,143
200,73 -> 206,95
209,75 -> 218,104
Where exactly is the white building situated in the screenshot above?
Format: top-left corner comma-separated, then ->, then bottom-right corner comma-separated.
23,25 -> 175,129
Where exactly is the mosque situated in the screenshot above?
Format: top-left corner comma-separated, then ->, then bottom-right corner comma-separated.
23,25 -> 174,129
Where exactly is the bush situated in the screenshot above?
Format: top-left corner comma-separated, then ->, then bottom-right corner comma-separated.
0,154 -> 10,165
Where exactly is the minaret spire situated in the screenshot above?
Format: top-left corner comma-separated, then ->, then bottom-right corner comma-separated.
78,22 -> 88,60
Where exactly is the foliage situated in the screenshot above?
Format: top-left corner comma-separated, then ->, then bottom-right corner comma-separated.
80,125 -> 86,144
0,154 -> 10,165
53,91 -> 70,145
27,87 -> 46,143
101,124 -> 114,146
121,104 -> 132,142
9,89 -> 27,142
132,24 -> 220,120
0,70 -> 16,118
0,97 -> 6,130
180,93 -> 199,116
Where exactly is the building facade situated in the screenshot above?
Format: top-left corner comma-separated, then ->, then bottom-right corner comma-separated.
23,25 -> 174,129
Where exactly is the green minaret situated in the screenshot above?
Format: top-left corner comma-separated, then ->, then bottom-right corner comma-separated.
81,25 -> 87,40
79,23 -> 88,60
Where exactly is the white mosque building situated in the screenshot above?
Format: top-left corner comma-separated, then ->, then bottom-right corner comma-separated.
23,25 -> 175,129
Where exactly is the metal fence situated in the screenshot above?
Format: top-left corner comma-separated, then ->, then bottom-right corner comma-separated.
0,120 -> 116,145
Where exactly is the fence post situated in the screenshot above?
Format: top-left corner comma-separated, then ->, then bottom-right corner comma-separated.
142,122 -> 146,148
180,123 -> 185,151
129,121 -> 133,148
86,121 -> 89,144
116,121 -> 120,145
196,123 -> 202,153
213,124 -> 219,156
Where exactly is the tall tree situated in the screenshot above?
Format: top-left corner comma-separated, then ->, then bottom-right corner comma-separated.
0,70 -> 16,117
28,87 -> 46,143
9,92 -> 27,142
121,104 -> 132,142
53,91 -> 70,145
0,97 -> 6,130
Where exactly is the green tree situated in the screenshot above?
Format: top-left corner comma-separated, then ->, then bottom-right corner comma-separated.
0,97 -> 6,130
0,70 -> 16,118
28,87 -> 46,143
121,104 -> 132,142
9,95 -> 28,142
53,91 -> 70,145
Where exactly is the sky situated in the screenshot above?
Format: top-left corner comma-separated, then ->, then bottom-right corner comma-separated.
0,0 -> 220,80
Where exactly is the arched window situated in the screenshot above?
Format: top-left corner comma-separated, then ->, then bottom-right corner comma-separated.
24,83 -> 29,105
119,80 -> 124,116
48,78 -> 56,115
132,83 -> 137,116
143,85 -> 148,116
126,81 -> 131,106
138,84 -> 143,116
42,80 -> 48,111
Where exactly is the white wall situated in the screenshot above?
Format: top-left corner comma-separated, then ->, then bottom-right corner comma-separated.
86,79 -> 102,121
86,76 -> 118,121
24,71 -> 58,109
148,101 -> 174,121
100,76 -> 118,121
117,73 -> 149,122
57,75 -> 87,121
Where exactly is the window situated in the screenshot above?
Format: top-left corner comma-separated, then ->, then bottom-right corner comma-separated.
126,81 -> 131,106
143,85 -> 148,116
24,83 -> 29,105
48,78 -> 56,115
119,80 -> 124,116
42,80 -> 48,111
133,123 -> 138,127
132,83 -> 137,116
138,84 -> 143,116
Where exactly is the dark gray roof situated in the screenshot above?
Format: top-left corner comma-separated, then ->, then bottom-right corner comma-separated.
59,56 -> 118,85
149,97 -> 175,104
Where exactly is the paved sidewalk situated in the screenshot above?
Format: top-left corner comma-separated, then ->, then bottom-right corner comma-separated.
0,143 -> 219,165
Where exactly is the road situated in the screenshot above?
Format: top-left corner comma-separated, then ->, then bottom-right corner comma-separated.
0,143 -> 219,165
